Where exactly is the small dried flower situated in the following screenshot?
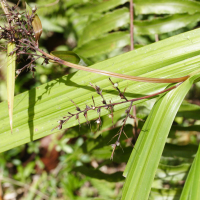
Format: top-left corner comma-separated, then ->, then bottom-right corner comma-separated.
114,83 -> 118,87
16,69 -> 21,75
96,119 -> 101,124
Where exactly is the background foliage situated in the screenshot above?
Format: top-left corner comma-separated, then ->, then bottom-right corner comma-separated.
0,0 -> 200,199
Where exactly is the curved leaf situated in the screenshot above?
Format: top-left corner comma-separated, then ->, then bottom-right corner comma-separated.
75,0 -> 129,15
75,32 -> 130,58
50,50 -> 92,66
134,13 -> 200,35
50,51 -> 80,64
78,8 -> 129,46
7,43 -> 16,133
122,71 -> 200,200
73,166 -> 124,182
1,28 -> 200,152
26,3 -> 42,44
149,187 -> 182,200
135,0 -> 200,15
180,144 -> 200,199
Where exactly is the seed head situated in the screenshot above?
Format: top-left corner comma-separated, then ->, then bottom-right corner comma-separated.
114,83 -> 118,87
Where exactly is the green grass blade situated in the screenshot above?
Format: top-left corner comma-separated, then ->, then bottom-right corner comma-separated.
78,8 -> 129,46
75,0 -> 129,15
7,43 -> 16,133
135,0 -> 200,15
121,72 -> 200,200
190,145 -> 200,200
180,145 -> 200,200
1,28 -> 200,152
149,188 -> 182,200
134,13 -> 200,35
75,32 -> 130,58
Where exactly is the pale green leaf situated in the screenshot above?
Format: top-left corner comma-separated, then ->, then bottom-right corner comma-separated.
1,28 -> 200,152
180,145 -> 200,199
134,0 -> 200,15
149,187 -> 182,200
134,13 -> 200,35
7,43 -> 16,133
78,8 -> 129,46
122,72 -> 200,200
75,32 -> 130,58
75,0 -> 129,15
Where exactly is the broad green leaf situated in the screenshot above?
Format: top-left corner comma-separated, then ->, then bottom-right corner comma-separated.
78,8 -> 129,46
189,145 -> 200,199
134,13 -> 200,35
156,163 -> 190,182
50,51 -> 92,66
90,179 -> 119,199
50,51 -> 80,64
0,53 -> 7,102
177,102 -> 200,119
68,12 -> 90,37
65,0 -> 87,7
163,143 -> 197,158
121,72 -> 200,200
180,145 -> 200,199
75,32 -> 130,58
134,0 -> 200,15
25,2 -> 32,15
149,187 -> 182,200
1,28 -> 200,152
75,0 -> 129,15
73,166 -> 124,182
158,163 -> 190,175
7,43 -> 16,133
171,125 -> 200,132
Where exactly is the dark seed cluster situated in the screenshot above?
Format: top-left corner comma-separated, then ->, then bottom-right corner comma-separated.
52,79 -> 144,159
0,3 -> 47,77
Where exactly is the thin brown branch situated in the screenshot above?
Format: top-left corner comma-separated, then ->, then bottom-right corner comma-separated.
52,82 -> 182,131
36,47 -> 189,83
130,0 -> 134,50
132,105 -> 138,140
111,101 -> 133,159
129,0 -> 138,136
155,34 -> 159,42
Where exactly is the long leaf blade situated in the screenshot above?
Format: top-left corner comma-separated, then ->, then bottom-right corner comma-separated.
7,43 -> 16,133
78,8 -> 129,46
180,144 -> 200,199
134,13 -> 200,35
1,28 -> 200,152
122,71 -> 200,200
135,0 -> 200,15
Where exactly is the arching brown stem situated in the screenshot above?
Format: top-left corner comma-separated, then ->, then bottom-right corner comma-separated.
36,48 -> 189,83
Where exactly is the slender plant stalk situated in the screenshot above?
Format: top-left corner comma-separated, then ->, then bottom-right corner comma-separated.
37,48 -> 189,83
129,0 -> 138,138
130,0 -> 134,51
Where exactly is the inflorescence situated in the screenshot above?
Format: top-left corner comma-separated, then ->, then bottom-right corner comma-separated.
0,2 -> 48,77
53,78 -> 144,159
52,79 -> 181,159
0,2 -> 182,159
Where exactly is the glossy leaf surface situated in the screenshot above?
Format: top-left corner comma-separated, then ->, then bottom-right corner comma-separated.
122,72 -> 200,200
1,28 -> 200,152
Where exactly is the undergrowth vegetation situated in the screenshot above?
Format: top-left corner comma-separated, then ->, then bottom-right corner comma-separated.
0,0 -> 200,199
